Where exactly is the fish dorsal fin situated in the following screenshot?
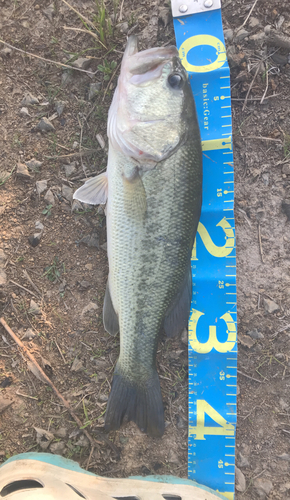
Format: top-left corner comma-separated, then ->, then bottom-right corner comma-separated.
73,172 -> 108,205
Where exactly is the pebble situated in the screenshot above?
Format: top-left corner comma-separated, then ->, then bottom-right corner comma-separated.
81,302 -> 98,316
55,100 -> 65,116
43,4 -> 54,22
263,297 -> 280,314
119,21 -> 129,34
282,164 -> 290,175
20,107 -> 30,117
44,189 -> 55,206
78,280 -> 91,290
282,199 -> 290,221
22,328 -> 36,340
72,141 -> 79,150
70,358 -> 83,372
75,434 -> 89,447
0,269 -> 7,286
35,117 -> 55,133
247,328 -> 264,340
100,242 -> 107,251
89,82 -> 102,100
239,334 -> 255,348
71,199 -> 83,212
235,28 -> 249,42
98,394 -> 108,402
16,163 -> 32,181
237,452 -> 250,468
249,16 -> 260,28
279,398 -> 288,410
25,159 -> 43,171
64,163 -> 77,177
50,441 -> 66,455
96,133 -> 106,149
167,449 -> 179,464
79,233 -> 99,248
28,299 -> 42,315
1,46 -> 12,57
36,179 -> 48,195
278,453 -> 290,461
62,184 -> 73,203
21,92 -> 39,106
253,478 -> 273,498
71,57 -> 91,70
54,427 -> 68,438
34,427 -> 54,450
84,263 -> 93,271
28,233 -> 42,247
224,28 -> 233,42
235,466 -> 246,492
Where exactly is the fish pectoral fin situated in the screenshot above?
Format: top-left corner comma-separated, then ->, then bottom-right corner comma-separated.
73,172 -> 108,205
164,265 -> 192,338
103,281 -> 119,336
123,169 -> 147,221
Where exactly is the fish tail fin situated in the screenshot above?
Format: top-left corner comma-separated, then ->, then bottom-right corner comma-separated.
104,369 -> 164,438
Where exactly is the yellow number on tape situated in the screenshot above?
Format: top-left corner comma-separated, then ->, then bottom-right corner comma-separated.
189,400 -> 235,440
179,35 -> 226,73
192,218 -> 235,260
189,309 -> 236,353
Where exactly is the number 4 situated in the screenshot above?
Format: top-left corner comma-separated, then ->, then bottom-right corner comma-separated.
189,400 -> 235,440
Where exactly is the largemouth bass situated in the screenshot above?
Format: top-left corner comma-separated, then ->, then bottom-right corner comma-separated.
74,36 -> 202,437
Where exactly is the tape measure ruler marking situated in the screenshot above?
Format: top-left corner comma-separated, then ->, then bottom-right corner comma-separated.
171,5 -> 237,500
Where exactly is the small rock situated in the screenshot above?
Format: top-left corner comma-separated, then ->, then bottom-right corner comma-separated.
282,164 -> 290,175
81,302 -> 98,316
64,163 -> 76,177
44,189 -> 55,206
119,21 -> 129,33
279,398 -> 288,410
0,249 -> 6,265
72,141 -> 79,150
254,478 -> 273,498
263,297 -> 280,314
50,441 -> 66,455
249,16 -> 260,28
0,269 -> 7,286
28,233 -> 42,247
96,133 -> 105,149
25,159 -> 43,171
1,46 -> 12,57
176,414 -> 187,429
55,100 -> 65,116
167,449 -> 179,464
75,434 -> 89,447
71,57 -> 91,70
98,394 -> 108,402
54,427 -> 67,438
20,107 -> 30,117
16,163 -> 32,181
28,299 -> 42,315
262,172 -> 269,186
224,28 -> 234,42
247,328 -> 264,340
227,46 -> 246,69
239,334 -> 255,348
97,205 -> 105,215
21,92 -> 39,106
71,199 -> 83,212
282,199 -> 290,221
35,221 -> 44,232
62,184 -> 73,203
36,179 -> 48,195
235,466 -> 246,492
43,4 -> 54,21
180,328 -> 188,345
235,28 -> 249,42
89,82 -> 102,100
78,280 -> 91,290
35,117 -> 55,133
79,233 -> 99,248
71,358 -> 83,372
159,8 -> 170,27
94,359 -> 108,369
84,263 -> 93,271
22,328 -> 36,340
278,453 -> 290,461
237,452 -> 250,468
100,242 -> 107,251
34,427 -> 54,450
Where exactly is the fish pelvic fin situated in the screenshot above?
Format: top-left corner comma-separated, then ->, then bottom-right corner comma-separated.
104,368 -> 164,438
73,172 -> 108,205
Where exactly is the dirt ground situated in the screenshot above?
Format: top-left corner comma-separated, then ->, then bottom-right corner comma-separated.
0,0 -> 290,498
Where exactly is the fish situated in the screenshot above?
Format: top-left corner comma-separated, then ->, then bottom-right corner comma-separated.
73,36 -> 202,438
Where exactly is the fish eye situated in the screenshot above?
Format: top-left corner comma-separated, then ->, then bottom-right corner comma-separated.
168,73 -> 183,89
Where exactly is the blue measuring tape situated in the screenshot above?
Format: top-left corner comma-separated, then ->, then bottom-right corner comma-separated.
172,3 -> 237,499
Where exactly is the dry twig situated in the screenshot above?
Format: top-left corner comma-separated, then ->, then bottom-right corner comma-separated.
237,369 -> 263,383
258,224 -> 264,263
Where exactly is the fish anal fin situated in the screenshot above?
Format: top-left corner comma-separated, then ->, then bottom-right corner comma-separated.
73,172 -> 108,205
164,265 -> 192,338
103,281 -> 119,336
